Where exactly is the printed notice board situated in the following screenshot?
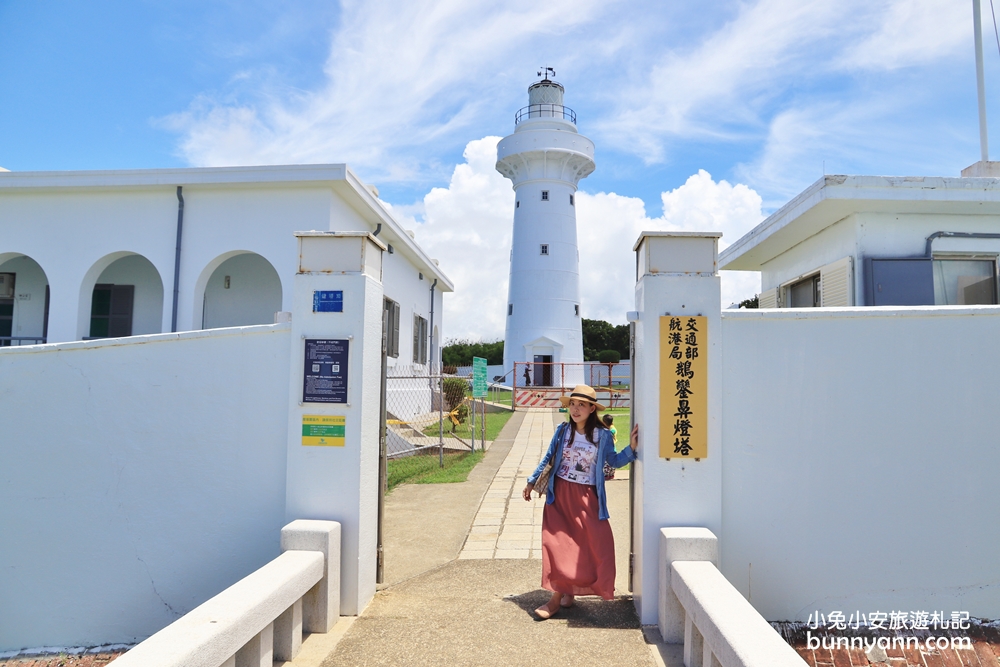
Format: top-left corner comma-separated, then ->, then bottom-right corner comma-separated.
472,356 -> 487,398
313,290 -> 343,312
303,339 -> 349,403
302,415 -> 345,446
660,316 -> 707,459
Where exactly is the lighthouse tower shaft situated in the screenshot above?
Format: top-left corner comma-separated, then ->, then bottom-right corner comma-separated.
495,78 -> 595,387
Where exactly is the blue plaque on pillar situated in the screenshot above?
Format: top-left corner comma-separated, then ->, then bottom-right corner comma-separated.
313,290 -> 343,312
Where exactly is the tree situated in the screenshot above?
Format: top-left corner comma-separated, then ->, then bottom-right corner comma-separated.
582,319 -> 629,361
441,339 -> 504,366
739,295 -> 759,309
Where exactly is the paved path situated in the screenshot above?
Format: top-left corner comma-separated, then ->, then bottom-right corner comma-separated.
311,408 -> 680,667
459,410 -> 556,559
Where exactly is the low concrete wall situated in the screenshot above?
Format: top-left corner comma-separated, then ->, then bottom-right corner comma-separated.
720,306 -> 1000,621
0,325 -> 291,652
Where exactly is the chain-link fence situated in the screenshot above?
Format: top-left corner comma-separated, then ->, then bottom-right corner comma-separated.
383,367 -> 480,487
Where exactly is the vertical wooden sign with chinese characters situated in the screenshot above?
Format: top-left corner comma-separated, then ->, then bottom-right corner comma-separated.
660,315 -> 708,459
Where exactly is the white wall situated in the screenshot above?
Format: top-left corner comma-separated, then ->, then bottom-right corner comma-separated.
0,325 -> 291,651
760,211 -> 1000,305
0,254 -> 48,340
0,189 -> 178,343
0,175 -> 447,349
759,215 -> 858,294
202,252 -> 282,329
720,306 -> 1000,621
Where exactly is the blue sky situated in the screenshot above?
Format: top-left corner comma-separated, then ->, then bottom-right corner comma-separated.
0,1 -> 994,338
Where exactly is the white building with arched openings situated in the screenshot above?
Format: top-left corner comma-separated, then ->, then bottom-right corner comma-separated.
0,164 -> 452,368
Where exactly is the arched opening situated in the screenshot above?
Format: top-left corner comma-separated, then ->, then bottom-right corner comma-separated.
0,253 -> 50,346
198,252 -> 282,329
81,253 -> 164,339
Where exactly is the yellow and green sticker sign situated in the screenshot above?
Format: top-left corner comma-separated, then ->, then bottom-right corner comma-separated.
302,415 -> 346,446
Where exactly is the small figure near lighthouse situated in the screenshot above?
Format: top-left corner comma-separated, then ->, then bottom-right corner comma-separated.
496,69 -> 595,387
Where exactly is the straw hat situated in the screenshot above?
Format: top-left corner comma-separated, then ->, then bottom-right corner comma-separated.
559,384 -> 606,411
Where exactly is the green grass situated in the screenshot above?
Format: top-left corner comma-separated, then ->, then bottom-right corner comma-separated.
386,450 -> 484,493
424,409 -> 513,442
464,386 -> 513,406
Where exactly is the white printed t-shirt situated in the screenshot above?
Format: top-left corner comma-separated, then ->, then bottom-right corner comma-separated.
556,427 -> 599,486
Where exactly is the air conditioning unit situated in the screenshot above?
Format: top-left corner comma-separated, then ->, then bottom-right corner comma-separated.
0,273 -> 14,299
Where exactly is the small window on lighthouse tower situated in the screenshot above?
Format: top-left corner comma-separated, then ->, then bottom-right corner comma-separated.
541,190 -> 549,201
516,201 -> 520,208
540,244 -> 549,255
508,304 -> 513,316
570,194 -> 574,205
574,304 -> 580,316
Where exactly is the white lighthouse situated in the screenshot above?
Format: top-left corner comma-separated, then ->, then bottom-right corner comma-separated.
496,71 -> 595,387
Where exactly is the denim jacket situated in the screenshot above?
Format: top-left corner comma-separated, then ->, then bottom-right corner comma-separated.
527,420 -> 636,521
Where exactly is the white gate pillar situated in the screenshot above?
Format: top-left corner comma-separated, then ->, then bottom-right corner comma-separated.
631,231 -> 722,627
284,231 -> 385,617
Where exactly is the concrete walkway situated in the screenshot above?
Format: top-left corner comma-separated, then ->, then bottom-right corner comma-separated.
459,410 -> 554,559
282,408 -> 681,667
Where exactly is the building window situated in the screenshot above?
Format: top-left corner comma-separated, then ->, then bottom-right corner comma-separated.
384,297 -> 400,358
516,201 -> 520,208
933,257 -> 997,305
413,314 -> 428,364
508,304 -> 513,316
570,194 -> 574,205
89,284 -> 134,338
787,275 -> 820,308
574,304 -> 579,316
541,190 -> 549,201
540,244 -> 549,255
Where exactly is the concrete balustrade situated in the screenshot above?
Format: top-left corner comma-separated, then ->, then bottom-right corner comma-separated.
659,528 -> 805,667
111,520 -> 340,667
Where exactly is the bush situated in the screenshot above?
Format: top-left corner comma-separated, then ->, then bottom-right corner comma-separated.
598,349 -> 621,364
442,365 -> 457,374
442,377 -> 467,411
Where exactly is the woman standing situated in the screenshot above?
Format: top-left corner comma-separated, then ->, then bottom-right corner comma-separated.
521,384 -> 639,619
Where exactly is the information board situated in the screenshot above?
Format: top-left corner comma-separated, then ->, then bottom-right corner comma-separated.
302,415 -> 346,446
659,316 -> 707,459
472,356 -> 487,398
303,338 -> 349,403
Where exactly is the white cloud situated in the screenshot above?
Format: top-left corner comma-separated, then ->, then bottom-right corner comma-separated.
411,141 -> 765,341
838,0 -> 968,71
165,0 -> 614,183
401,137 -> 514,342
595,0 -> 970,166
578,170 -> 764,323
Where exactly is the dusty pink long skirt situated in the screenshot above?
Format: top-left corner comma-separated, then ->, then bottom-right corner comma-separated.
540,477 -> 616,600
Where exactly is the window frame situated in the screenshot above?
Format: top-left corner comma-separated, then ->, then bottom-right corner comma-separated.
384,297 -> 400,358
540,244 -> 549,255
931,253 -> 999,305
541,190 -> 549,201
412,313 -> 428,365
783,273 -> 821,308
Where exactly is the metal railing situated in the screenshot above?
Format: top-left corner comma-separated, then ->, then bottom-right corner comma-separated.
0,336 -> 46,346
512,361 -> 631,409
515,103 -> 576,125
